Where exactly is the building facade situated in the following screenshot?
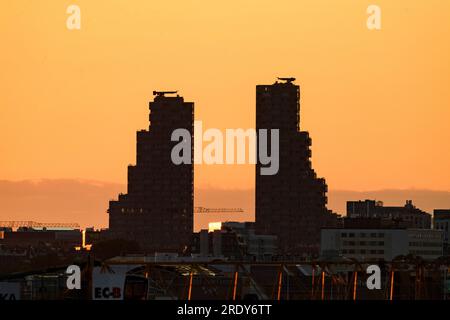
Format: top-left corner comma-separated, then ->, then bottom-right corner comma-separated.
109,92 -> 194,253
433,209 -> 450,256
321,227 -> 443,261
255,78 -> 337,254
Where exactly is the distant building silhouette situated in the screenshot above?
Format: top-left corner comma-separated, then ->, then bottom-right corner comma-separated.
255,78 -> 337,255
347,199 -> 431,229
108,92 -> 194,253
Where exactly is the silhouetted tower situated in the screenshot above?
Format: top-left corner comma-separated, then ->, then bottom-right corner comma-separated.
255,78 -> 336,255
108,91 -> 194,253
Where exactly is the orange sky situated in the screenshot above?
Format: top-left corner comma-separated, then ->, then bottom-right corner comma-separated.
1,0 -> 450,195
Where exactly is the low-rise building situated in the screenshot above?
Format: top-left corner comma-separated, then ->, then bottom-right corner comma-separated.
434,209 -> 450,256
222,222 -> 277,260
192,222 -> 277,261
0,229 -> 82,248
321,227 -> 443,261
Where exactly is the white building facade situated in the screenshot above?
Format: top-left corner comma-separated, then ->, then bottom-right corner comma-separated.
320,228 -> 443,261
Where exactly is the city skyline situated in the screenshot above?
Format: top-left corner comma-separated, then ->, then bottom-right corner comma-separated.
2,0 -> 450,306
3,76 -> 450,231
1,72 -> 450,230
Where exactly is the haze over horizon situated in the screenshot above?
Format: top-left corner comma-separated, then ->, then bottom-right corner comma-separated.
1,178 -> 450,231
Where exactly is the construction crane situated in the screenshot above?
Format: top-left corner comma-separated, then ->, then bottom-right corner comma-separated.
0,221 -> 80,230
194,207 -> 244,214
153,90 -> 178,97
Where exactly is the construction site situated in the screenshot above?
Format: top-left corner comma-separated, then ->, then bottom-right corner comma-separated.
0,215 -> 449,301
1,256 -> 450,300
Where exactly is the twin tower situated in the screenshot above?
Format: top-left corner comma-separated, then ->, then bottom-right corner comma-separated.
108,78 -> 336,255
